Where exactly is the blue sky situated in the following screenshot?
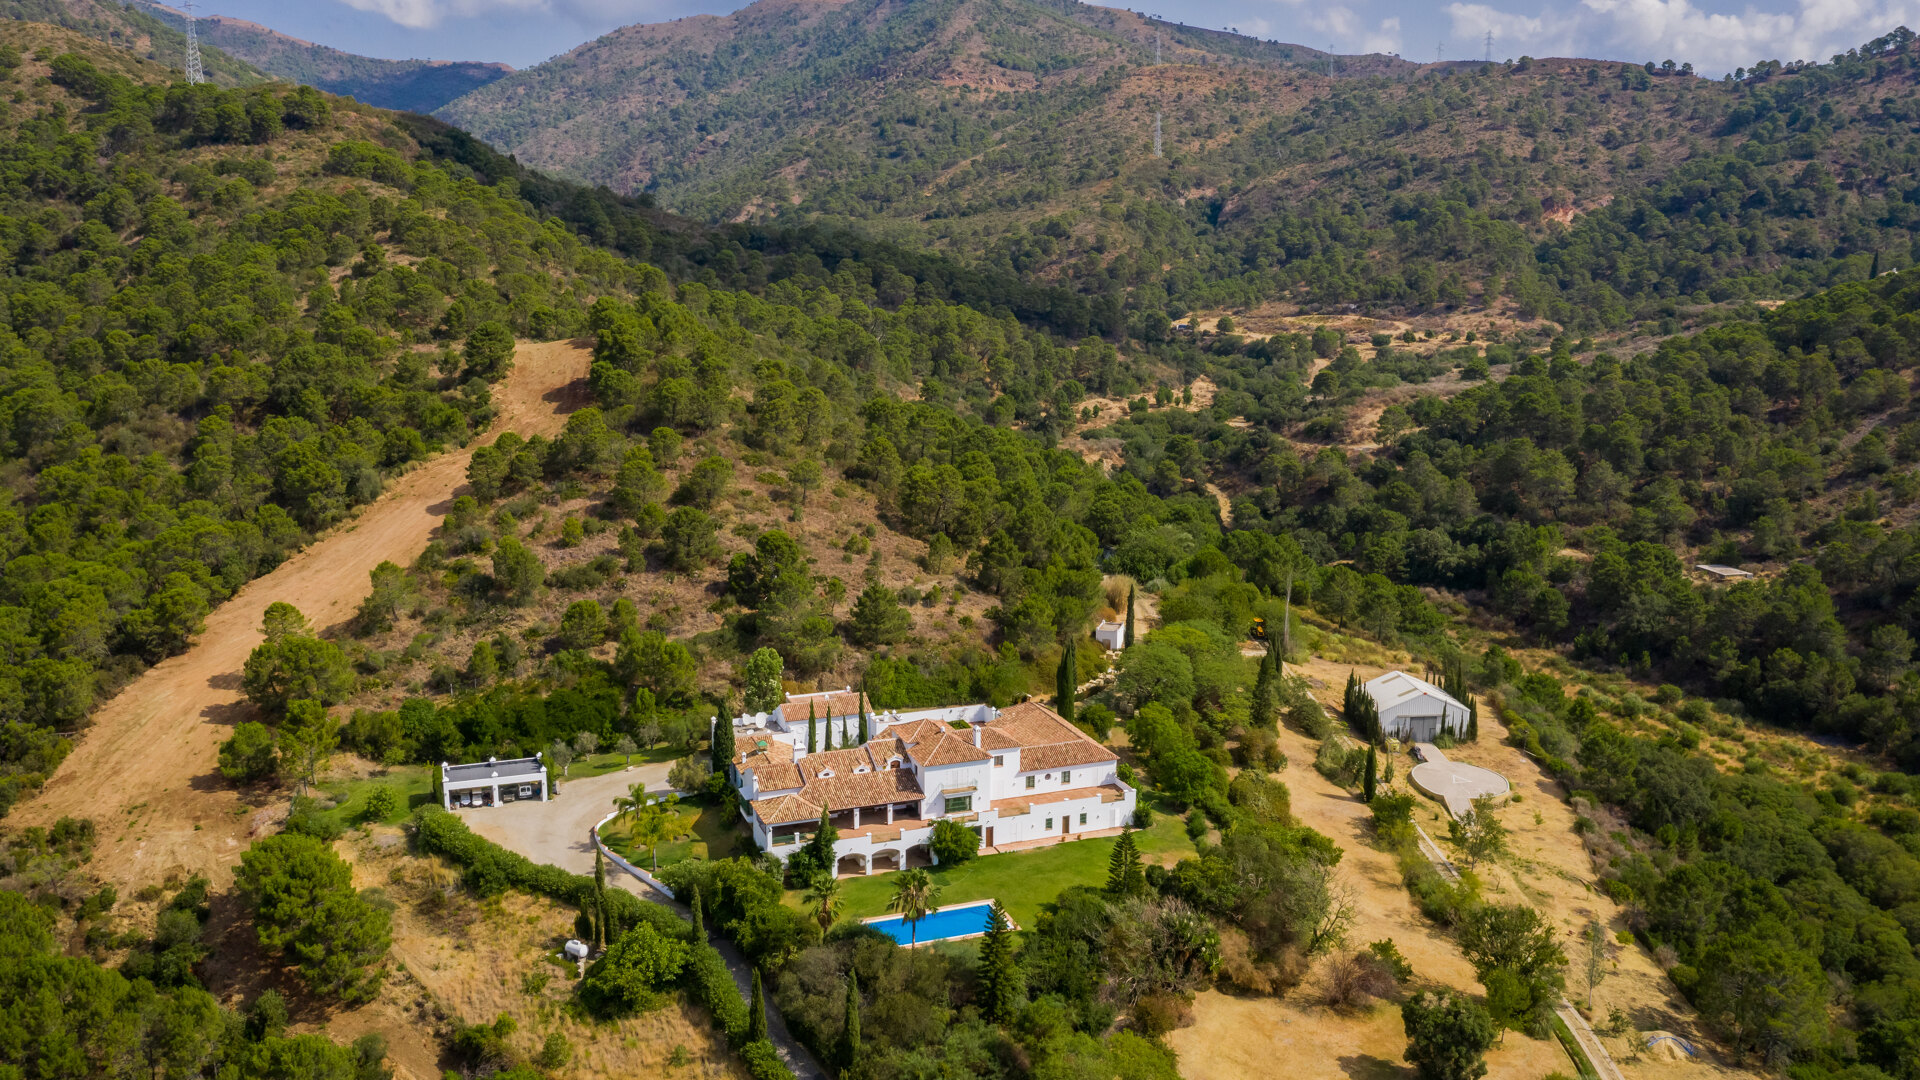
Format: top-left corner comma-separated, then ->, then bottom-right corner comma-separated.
184,0 -> 1920,76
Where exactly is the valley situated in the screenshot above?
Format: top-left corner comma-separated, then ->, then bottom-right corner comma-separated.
0,6 -> 1918,1080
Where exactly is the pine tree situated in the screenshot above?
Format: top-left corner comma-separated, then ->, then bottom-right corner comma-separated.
749,969 -> 768,1043
691,884 -> 705,942
808,702 -> 818,754
1363,742 -> 1378,802
1106,829 -> 1145,896
1056,643 -> 1076,726
976,900 -> 1020,1023
1125,584 -> 1136,647
840,971 -> 863,1065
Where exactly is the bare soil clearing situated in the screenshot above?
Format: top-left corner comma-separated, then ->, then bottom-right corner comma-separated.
14,339 -> 594,891
1168,651 -> 1761,1080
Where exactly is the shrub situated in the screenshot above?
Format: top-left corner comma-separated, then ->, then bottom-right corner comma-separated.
1402,990 -> 1497,1080
930,818 -> 981,865
582,922 -> 689,1014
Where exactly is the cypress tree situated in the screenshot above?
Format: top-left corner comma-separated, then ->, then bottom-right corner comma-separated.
1056,643 -> 1076,726
840,971 -> 863,1065
1250,647 -> 1277,729
858,687 -> 870,744
1363,742 -> 1378,802
709,713 -> 728,774
593,845 -> 608,950
976,901 -> 1019,1023
1466,698 -> 1480,742
808,702 -> 818,754
1125,584 -> 1136,647
1106,829 -> 1145,896
691,884 -> 705,942
749,969 -> 768,1043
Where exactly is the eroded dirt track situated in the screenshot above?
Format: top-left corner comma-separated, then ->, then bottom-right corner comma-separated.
15,341 -> 592,889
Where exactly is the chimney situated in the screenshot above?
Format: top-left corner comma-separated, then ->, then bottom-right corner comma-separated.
972,725 -> 982,748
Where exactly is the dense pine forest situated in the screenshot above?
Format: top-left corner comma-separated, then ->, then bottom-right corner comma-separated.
3,5 -> 1920,1080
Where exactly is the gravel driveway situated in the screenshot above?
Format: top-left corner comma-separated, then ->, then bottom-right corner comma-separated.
462,762 -> 674,874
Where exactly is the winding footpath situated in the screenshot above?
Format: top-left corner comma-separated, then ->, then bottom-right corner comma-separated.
16,340 -> 593,890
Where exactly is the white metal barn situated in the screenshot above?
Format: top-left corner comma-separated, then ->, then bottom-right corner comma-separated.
1363,671 -> 1470,743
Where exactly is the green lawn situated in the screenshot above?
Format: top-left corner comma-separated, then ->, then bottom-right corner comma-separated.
313,765 -> 435,827
565,745 -> 688,779
600,796 -> 741,870
798,801 -> 1196,930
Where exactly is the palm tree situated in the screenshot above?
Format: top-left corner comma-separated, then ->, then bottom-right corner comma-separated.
886,867 -> 941,955
805,869 -> 843,933
613,786 -> 686,870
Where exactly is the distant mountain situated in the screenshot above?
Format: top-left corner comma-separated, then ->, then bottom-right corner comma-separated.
435,0 -> 1384,204
438,0 -> 1920,333
0,0 -> 266,84
126,1 -> 511,113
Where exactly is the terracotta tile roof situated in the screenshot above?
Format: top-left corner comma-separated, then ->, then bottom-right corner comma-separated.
734,734 -> 793,767
752,762 -> 804,792
978,727 -> 1024,751
881,717 -> 991,766
805,769 -> 923,813
750,792 -> 821,825
740,735 -> 922,818
781,689 -> 870,721
986,701 -> 1117,771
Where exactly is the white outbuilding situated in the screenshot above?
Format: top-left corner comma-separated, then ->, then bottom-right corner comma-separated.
1363,671 -> 1471,743
441,754 -> 548,809
1093,620 -> 1127,651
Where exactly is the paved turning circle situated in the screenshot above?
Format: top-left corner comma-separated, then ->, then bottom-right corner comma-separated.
1409,743 -> 1510,818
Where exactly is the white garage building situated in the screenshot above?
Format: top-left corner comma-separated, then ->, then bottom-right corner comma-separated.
1364,671 -> 1471,743
441,754 -> 548,809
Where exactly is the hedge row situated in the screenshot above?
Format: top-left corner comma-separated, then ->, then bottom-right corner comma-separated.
409,807 -> 793,1080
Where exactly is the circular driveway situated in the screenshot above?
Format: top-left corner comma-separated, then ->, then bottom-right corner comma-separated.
1410,757 -> 1510,817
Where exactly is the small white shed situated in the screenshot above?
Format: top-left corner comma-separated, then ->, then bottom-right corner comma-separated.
1094,620 -> 1127,651
1364,671 -> 1470,743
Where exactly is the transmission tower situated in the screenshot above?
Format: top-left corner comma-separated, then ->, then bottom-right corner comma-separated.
182,1 -> 204,86
1153,111 -> 1162,157
1484,31 -> 1494,63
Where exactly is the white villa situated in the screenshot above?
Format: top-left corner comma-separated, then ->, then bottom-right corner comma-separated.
726,689 -> 1135,876
1363,670 -> 1471,743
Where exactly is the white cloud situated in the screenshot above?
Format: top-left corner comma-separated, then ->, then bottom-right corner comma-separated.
1583,0 -> 1918,71
1444,0 -> 1920,74
1363,16 -> 1403,54
336,0 -> 665,30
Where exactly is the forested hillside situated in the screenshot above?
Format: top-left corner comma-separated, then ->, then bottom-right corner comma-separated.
126,2 -> 515,114
0,22 -> 683,813
0,0 -> 264,84
440,0 -> 1920,332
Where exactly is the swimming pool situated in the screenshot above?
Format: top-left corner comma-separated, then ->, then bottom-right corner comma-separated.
863,900 -> 1009,946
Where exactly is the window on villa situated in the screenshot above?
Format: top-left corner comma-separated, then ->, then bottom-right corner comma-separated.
944,795 -> 972,814
1062,770 -> 1071,784
1079,813 -> 1087,825
994,755 -> 1004,768
1045,817 -> 1054,829
1025,776 -> 1036,790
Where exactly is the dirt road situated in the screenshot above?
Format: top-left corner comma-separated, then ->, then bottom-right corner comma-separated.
15,340 -> 593,890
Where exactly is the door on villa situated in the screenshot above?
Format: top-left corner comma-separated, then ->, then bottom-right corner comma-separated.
1062,817 -> 1070,835
984,827 -> 994,847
